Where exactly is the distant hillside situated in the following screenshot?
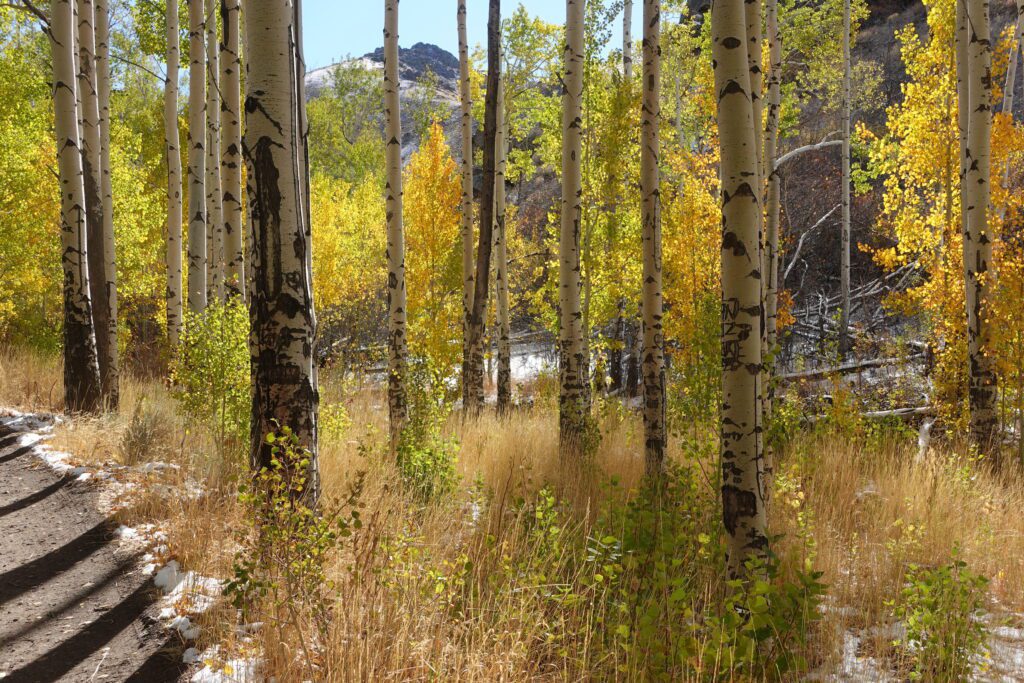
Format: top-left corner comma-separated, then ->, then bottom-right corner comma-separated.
305,43 -> 462,161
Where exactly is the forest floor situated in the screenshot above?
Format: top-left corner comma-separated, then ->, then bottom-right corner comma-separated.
0,415 -> 188,682
2,345 -> 1024,680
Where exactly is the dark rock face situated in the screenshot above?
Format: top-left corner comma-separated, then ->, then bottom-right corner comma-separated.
361,42 -> 460,86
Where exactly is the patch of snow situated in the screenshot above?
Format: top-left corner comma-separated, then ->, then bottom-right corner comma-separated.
190,654 -> 261,683
155,560 -> 183,592
182,647 -> 201,664
170,615 -> 201,640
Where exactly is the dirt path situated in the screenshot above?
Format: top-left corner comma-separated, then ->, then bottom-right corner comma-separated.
0,421 -> 188,682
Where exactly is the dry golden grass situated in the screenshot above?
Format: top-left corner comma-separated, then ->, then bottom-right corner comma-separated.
2,344 -> 1023,681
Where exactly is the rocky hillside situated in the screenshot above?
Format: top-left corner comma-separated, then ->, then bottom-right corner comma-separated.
305,43 -> 462,161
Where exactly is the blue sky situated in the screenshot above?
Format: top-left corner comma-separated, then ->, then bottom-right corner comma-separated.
302,0 -> 640,70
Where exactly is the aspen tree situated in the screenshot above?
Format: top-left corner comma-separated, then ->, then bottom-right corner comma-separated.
458,0 -> 475,407
560,0 -> 588,451
495,42 -> 512,414
465,0 -> 501,415
205,0 -> 224,302
187,0 -> 207,314
165,0 -> 184,346
76,0 -> 116,407
623,0 -> 633,81
52,0 -> 103,413
384,0 -> 408,445
839,0 -> 852,359
962,0 -> 998,448
763,0 -> 781,379
713,0 -> 769,578
998,0 -> 1024,223
641,0 -> 665,476
245,0 -> 319,500
94,0 -> 117,406
221,0 -> 244,298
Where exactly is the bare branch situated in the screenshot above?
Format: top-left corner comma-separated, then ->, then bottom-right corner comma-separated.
783,204 -> 840,282
774,133 -> 842,171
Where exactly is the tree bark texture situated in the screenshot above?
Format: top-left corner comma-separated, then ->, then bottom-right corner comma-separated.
495,45 -> 512,414
641,0 -> 666,476
165,0 -> 184,347
839,0 -> 852,359
205,0 -> 224,303
713,0 -> 769,578
245,0 -> 320,501
52,0 -> 102,413
560,0 -> 589,452
221,0 -> 244,298
187,0 -> 207,314
384,0 -> 408,445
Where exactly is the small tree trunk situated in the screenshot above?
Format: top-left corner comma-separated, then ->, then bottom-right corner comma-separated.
384,0 -> 408,447
963,0 -> 998,450
52,0 -> 103,414
763,0 -> 782,496
165,0 -> 184,348
458,0 -> 476,408
623,0 -> 633,81
495,49 -> 512,414
560,0 -> 589,453
245,0 -> 319,501
77,0 -> 116,408
465,0 -> 501,416
763,0 -> 781,380
221,0 -> 245,298
205,0 -> 224,303
95,0 -> 118,406
187,0 -> 207,314
713,0 -> 769,578
839,0 -> 852,360
641,0 -> 666,476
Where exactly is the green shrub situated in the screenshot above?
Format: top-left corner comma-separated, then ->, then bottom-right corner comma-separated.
171,298 -> 250,452
892,549 -> 989,681
397,360 -> 458,503
701,554 -> 827,680
225,427 -> 363,678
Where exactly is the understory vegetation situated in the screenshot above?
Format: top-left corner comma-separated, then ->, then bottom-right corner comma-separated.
3,344 -> 1022,681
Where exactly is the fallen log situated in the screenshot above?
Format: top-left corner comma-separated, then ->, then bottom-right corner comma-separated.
779,355 -> 923,383
804,405 -> 934,424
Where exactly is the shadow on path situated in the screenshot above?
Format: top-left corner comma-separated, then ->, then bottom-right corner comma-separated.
0,476 -> 68,518
0,519 -> 114,608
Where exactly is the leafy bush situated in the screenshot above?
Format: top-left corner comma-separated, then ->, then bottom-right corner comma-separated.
892,549 -> 989,681
701,555 -> 827,680
397,360 -> 458,503
171,298 -> 250,452
225,427 -> 363,678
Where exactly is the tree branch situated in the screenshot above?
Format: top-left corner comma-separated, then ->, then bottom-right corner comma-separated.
3,0 -> 49,26
774,133 -> 842,170
783,204 -> 840,282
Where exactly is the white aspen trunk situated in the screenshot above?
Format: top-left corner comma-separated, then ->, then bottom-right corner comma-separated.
187,0 -> 207,314
998,0 -> 1024,223
52,0 -> 103,413
165,0 -> 184,347
76,0 -> 115,407
221,0 -> 244,298
94,0 -> 117,406
495,45 -> 512,414
466,0 -> 501,415
560,0 -> 588,452
763,0 -> 782,493
205,0 -> 224,303
641,0 -> 666,476
964,0 -> 998,449
623,0 -> 633,81
744,0 -> 766,473
764,0 -> 781,372
458,0 -> 475,408
384,0 -> 408,446
713,0 -> 769,578
245,0 -> 319,501
839,0 -> 852,359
